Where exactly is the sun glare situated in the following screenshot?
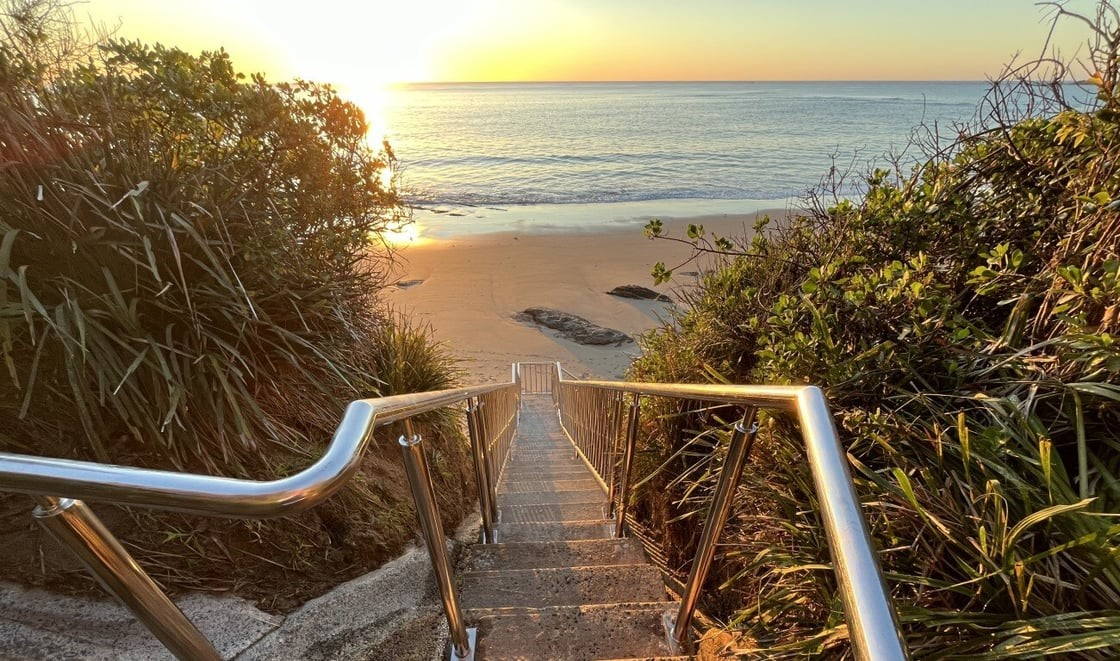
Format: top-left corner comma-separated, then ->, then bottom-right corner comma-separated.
228,1 -> 509,146
236,1 -> 503,86
346,83 -> 392,143
381,220 -> 428,247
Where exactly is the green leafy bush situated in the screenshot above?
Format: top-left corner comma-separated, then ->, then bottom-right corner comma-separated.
631,15 -> 1120,661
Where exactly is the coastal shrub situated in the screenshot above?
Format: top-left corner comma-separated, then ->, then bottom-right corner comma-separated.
630,9 -> 1120,659
0,2 -> 471,607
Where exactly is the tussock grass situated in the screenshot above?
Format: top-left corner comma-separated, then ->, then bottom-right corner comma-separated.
0,2 -> 472,607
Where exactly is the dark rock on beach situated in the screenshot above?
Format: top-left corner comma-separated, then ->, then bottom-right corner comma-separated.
606,284 -> 672,302
514,307 -> 633,346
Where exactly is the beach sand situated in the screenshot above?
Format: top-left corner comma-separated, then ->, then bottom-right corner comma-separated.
383,212 -> 773,383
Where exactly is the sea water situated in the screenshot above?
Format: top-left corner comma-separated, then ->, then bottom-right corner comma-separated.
380,81 -> 994,236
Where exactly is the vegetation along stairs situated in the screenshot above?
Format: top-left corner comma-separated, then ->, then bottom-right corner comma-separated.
460,394 -> 682,659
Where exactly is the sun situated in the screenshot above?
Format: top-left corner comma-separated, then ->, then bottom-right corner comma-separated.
239,1 -> 501,85
235,1 -> 505,142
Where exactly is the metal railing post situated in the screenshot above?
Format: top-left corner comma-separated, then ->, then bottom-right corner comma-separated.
591,391 -> 602,477
32,496 -> 220,661
465,399 -> 496,544
606,392 -> 625,515
666,408 -> 759,652
474,402 -> 500,523
614,395 -> 641,537
398,421 -> 476,661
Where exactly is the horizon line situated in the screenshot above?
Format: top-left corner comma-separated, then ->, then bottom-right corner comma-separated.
387,79 -> 1005,86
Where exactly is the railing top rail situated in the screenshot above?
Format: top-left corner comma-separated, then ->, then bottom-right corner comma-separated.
557,377 -> 807,411
0,381 -> 517,519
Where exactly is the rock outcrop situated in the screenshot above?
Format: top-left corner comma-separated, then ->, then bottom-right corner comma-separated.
605,284 -> 672,302
514,308 -> 632,346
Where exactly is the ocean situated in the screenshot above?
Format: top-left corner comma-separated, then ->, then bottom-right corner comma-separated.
379,81 -> 994,236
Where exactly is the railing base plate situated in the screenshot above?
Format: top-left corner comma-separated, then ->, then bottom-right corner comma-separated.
662,611 -> 686,656
450,627 -> 478,661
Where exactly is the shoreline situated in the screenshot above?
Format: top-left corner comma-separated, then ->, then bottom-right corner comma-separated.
406,197 -> 795,239
384,210 -> 782,383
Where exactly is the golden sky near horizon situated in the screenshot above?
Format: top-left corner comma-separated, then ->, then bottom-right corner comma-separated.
81,0 -> 1091,88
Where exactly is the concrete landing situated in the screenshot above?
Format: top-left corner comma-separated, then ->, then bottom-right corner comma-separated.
0,584 -> 278,660
462,395 -> 677,660
0,542 -> 452,661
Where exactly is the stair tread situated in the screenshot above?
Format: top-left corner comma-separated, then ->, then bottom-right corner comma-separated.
501,467 -> 593,478
462,565 -> 665,609
497,478 -> 603,494
469,602 -> 678,659
496,490 -> 609,506
466,538 -> 648,571
498,502 -> 608,523
497,520 -> 615,542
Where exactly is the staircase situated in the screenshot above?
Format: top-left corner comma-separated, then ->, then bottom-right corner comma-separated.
0,362 -> 907,660
460,395 -> 681,659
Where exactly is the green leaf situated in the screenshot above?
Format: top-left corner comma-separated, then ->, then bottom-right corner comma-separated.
1004,498 -> 1096,551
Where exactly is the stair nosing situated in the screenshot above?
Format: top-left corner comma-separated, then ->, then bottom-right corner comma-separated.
464,601 -> 676,622
501,519 -> 618,526
465,600 -> 674,613
499,502 -> 608,509
461,563 -> 661,578
471,538 -> 640,547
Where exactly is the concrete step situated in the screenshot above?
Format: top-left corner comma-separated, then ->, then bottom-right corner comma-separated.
498,520 -> 614,542
498,478 -> 602,494
462,565 -> 666,609
501,461 -> 587,472
500,467 -> 589,480
497,490 -> 608,506
499,502 -> 607,523
0,584 -> 281,661
465,539 -> 648,571
469,603 -> 677,659
499,466 -> 586,477
504,451 -> 580,463
501,465 -> 593,479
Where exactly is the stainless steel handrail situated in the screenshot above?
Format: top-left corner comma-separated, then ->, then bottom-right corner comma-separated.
0,379 -> 520,660
552,371 -> 908,661
0,383 -> 512,517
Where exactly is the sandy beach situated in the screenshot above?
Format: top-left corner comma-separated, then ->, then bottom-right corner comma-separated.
383,213 -> 773,383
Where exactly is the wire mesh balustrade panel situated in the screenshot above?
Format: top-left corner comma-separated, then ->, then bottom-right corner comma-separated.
478,384 -> 519,484
555,382 -> 624,486
517,362 -> 557,395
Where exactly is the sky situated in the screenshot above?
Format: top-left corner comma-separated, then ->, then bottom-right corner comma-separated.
80,0 -> 1094,88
